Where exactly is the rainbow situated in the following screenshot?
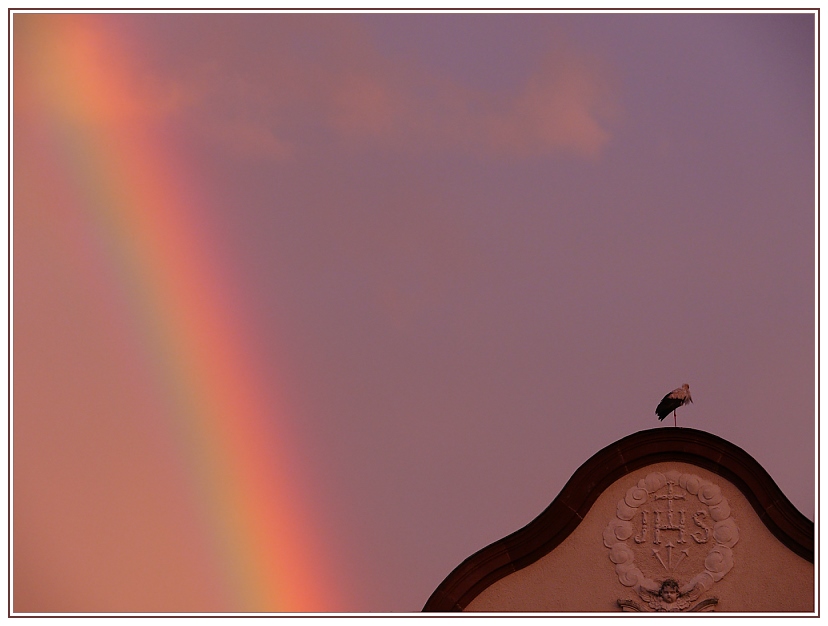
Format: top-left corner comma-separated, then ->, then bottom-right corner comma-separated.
14,14 -> 338,612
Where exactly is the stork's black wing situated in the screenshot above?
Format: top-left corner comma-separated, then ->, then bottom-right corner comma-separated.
655,394 -> 682,420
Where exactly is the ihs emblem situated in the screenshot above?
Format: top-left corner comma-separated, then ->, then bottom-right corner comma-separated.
603,471 -> 739,612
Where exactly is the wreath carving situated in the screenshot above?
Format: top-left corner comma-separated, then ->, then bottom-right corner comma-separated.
603,470 -> 738,611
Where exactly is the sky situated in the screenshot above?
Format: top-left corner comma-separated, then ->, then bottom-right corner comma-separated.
12,10 -> 816,614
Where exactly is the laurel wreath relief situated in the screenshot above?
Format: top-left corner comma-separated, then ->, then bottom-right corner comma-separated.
603,470 -> 739,599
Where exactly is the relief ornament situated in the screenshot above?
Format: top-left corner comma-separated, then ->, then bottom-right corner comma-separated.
603,470 -> 738,612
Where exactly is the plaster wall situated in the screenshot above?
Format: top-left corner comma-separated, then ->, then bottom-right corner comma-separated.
465,461 -> 813,613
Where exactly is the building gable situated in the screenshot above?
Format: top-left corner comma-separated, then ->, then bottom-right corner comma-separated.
424,428 -> 813,613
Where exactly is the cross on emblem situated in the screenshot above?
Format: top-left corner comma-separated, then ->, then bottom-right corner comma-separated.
631,480 -> 698,571
653,481 -> 687,545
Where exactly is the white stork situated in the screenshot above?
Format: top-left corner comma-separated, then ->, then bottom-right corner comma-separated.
655,383 -> 692,427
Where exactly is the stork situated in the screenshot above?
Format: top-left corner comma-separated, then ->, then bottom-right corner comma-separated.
655,383 -> 692,427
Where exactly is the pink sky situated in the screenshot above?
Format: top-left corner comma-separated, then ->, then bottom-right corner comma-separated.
13,11 -> 815,613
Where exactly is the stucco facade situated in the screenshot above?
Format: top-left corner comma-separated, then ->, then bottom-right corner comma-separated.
424,429 -> 814,613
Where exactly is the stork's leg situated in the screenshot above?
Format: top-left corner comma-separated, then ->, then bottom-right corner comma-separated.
674,411 -> 677,427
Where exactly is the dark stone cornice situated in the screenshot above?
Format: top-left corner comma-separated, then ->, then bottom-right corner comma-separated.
422,427 -> 814,612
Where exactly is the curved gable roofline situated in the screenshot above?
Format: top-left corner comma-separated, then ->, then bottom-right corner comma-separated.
423,427 -> 813,612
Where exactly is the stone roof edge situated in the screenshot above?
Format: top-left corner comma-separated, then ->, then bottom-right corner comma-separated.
422,427 -> 814,612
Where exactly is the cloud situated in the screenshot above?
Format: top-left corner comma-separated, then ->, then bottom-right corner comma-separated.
328,72 -> 402,139
120,15 -> 619,160
483,53 -> 616,158
308,29 -> 619,159
216,118 -> 294,160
